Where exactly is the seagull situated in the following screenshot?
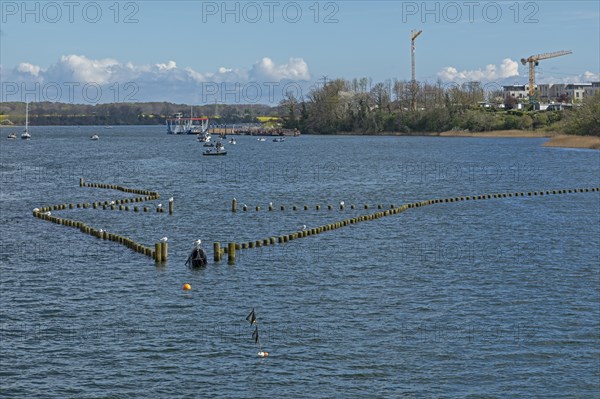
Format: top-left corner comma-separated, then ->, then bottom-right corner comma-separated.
33,208 -> 39,212
43,211 -> 51,216
269,202 -> 273,207
110,200 -> 115,205
99,229 -> 104,233
169,197 -> 174,202
160,237 -> 168,243
194,239 -> 202,246
301,224 -> 307,231
340,201 -> 345,207
157,203 -> 163,208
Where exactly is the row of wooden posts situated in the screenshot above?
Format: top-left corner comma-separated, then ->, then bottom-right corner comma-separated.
218,187 -> 599,264
34,179 -> 171,262
231,188 -> 598,213
33,183 -> 597,266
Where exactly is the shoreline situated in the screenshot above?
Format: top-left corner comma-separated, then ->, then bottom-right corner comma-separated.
3,125 -> 598,149
329,129 -> 554,138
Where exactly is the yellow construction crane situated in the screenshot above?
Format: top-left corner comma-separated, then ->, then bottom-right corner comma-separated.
520,50 -> 572,99
411,29 -> 423,111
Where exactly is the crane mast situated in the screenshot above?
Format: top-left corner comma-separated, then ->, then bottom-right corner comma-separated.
411,29 -> 423,111
520,50 -> 572,99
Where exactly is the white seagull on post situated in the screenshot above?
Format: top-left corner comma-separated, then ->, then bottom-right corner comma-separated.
160,237 -> 168,243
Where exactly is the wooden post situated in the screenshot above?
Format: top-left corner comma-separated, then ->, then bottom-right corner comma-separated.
155,243 -> 162,262
232,198 -> 237,213
169,197 -> 174,215
228,242 -> 236,265
161,242 -> 168,261
214,242 -> 221,262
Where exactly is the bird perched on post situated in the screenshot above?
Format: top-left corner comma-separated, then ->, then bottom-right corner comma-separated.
160,237 -> 168,243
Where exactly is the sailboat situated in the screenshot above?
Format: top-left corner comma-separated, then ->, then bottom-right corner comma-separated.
21,102 -> 31,140
246,308 -> 268,357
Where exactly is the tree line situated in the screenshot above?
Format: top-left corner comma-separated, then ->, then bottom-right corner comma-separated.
279,78 -> 600,136
1,81 -> 598,136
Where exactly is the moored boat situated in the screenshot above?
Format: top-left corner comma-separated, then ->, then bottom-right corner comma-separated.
21,102 -> 31,140
203,140 -> 227,156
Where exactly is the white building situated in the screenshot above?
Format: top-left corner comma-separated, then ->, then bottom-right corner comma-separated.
538,84 -> 567,102
543,82 -> 599,103
503,85 -> 531,100
583,82 -> 600,98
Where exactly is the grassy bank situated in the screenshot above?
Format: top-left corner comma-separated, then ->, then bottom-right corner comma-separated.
542,135 -> 600,150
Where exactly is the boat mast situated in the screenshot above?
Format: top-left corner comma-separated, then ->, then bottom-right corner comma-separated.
25,102 -> 29,133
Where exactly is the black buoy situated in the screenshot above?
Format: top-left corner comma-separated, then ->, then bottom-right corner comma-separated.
185,240 -> 208,268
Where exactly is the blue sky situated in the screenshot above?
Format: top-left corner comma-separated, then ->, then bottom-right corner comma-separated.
1,0 -> 598,104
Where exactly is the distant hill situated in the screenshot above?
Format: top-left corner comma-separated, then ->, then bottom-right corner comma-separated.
0,102 -> 283,126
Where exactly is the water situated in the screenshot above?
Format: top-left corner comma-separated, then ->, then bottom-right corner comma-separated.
1,126 -> 599,398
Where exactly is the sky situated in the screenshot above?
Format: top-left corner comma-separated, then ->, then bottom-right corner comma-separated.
1,0 -> 599,104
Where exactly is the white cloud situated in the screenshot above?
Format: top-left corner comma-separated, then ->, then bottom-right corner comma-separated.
17,62 -> 42,76
156,60 -> 177,71
250,57 -> 311,81
583,71 -> 600,81
55,54 -> 119,84
1,54 -> 313,104
537,70 -> 600,84
437,58 -> 520,82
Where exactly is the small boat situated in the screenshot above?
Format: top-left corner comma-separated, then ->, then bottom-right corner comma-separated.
7,132 -> 17,140
257,137 -> 266,142
198,133 -> 212,142
203,140 -> 227,156
90,134 -> 99,140
272,137 -> 285,142
203,149 -> 227,156
185,240 -> 208,268
228,138 -> 236,145
21,102 -> 31,140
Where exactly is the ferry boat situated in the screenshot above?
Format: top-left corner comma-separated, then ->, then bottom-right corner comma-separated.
166,111 -> 209,135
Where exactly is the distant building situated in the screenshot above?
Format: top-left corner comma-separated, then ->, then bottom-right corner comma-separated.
503,85 -> 531,100
583,81 -> 600,98
537,84 -> 567,102
535,82 -> 599,103
565,83 -> 593,102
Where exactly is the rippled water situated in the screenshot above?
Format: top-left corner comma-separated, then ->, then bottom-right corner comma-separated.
1,126 -> 599,398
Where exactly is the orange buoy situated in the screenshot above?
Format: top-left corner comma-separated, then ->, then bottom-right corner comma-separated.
183,283 -> 192,291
